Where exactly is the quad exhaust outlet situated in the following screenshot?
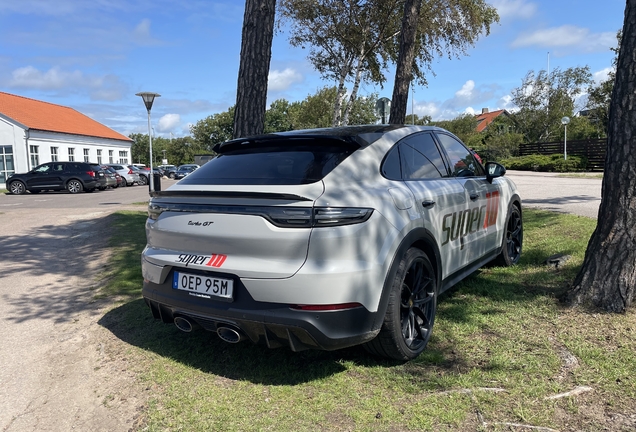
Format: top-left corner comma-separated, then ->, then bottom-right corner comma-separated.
217,325 -> 244,343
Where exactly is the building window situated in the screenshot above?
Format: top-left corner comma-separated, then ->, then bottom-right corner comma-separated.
51,147 -> 58,162
0,146 -> 15,184
109,150 -> 113,163
29,145 -> 39,167
97,149 -> 102,164
83,148 -> 90,163
68,148 -> 75,162
118,151 -> 128,164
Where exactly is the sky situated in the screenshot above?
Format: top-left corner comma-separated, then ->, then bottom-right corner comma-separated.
0,0 -> 626,138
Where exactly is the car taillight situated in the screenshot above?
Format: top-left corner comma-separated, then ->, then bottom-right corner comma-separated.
87,171 -> 95,177
128,169 -> 134,174
147,203 -> 373,227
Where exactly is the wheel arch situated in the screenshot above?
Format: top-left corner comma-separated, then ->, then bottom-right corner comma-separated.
372,227 -> 442,331
65,177 -> 84,186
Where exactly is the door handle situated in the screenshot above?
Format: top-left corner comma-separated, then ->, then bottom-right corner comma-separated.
421,200 -> 435,208
469,192 -> 479,201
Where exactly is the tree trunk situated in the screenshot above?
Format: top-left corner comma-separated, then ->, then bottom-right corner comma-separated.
332,69 -> 348,127
342,56 -> 364,126
389,0 -> 421,125
233,0 -> 276,139
567,0 -> 636,312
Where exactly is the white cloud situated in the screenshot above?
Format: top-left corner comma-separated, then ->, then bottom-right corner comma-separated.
455,80 -> 476,99
10,66 -> 80,89
593,67 -> 613,84
157,113 -> 181,132
8,66 -> 127,100
134,19 -> 152,38
512,25 -> 616,53
268,68 -> 303,92
489,0 -> 537,20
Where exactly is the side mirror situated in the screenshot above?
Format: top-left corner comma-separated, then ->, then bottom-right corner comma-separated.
485,162 -> 506,183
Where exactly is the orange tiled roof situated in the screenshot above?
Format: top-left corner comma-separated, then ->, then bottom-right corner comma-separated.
475,109 -> 508,133
0,91 -> 131,142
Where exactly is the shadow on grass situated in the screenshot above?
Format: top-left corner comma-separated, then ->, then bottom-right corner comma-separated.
98,208 -> 596,384
98,299 -> 403,385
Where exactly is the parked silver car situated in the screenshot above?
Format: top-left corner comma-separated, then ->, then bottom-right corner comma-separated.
105,164 -> 140,186
142,125 -> 522,360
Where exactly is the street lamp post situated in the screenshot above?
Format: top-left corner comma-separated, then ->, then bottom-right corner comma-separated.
561,116 -> 570,160
136,92 -> 161,192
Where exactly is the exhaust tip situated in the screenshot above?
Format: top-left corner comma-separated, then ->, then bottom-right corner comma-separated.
174,316 -> 194,333
217,326 -> 243,343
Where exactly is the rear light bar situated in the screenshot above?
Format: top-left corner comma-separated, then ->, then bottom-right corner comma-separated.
291,302 -> 362,311
148,204 -> 373,228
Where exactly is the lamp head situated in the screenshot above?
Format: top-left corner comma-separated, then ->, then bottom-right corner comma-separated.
561,116 -> 571,125
136,92 -> 161,112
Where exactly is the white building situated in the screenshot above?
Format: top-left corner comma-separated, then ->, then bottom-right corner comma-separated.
0,91 -> 132,188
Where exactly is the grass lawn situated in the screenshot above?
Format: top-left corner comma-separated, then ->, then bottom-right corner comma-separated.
98,208 -> 636,431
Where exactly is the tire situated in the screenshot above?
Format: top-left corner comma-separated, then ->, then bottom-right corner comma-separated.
121,180 -> 127,187
169,172 -> 175,179
9,181 -> 26,195
138,175 -> 148,186
365,248 -> 437,361
66,179 -> 83,194
496,204 -> 523,266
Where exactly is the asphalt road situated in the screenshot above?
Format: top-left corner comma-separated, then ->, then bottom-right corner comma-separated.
505,170 -> 602,219
0,178 -> 178,210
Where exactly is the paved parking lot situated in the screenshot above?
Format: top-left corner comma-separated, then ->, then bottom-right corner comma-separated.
506,171 -> 602,219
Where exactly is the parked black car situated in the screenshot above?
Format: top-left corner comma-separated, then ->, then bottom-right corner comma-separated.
7,161 -> 107,194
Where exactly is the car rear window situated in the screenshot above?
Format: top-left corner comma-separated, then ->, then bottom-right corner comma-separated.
179,143 -> 356,185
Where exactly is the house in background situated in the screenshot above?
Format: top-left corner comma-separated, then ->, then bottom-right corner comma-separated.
0,91 -> 132,187
475,108 -> 511,133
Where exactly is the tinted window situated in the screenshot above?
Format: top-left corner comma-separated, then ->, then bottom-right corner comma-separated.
381,146 -> 401,179
180,144 -> 355,185
399,133 -> 447,179
435,133 -> 484,177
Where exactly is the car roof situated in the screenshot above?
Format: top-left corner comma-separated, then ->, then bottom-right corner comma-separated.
212,124 -> 446,154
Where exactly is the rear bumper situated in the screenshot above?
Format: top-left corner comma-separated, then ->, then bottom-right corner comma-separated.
142,268 -> 382,351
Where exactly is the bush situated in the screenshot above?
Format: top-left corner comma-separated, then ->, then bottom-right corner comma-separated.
499,154 -> 588,172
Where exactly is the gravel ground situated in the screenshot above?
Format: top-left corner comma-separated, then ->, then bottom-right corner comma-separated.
0,197 -> 153,431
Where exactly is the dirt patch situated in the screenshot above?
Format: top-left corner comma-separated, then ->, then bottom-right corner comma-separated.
0,208 -> 149,431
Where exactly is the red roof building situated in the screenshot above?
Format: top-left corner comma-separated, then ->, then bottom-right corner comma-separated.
0,91 -> 132,186
475,108 -> 510,133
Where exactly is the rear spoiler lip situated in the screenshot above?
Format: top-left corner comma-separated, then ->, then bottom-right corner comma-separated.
149,190 -> 312,202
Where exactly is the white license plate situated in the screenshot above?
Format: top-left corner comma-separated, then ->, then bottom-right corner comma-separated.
173,271 -> 233,300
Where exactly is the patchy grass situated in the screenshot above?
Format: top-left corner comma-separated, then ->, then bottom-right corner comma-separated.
557,173 -> 604,179
98,209 -> 636,431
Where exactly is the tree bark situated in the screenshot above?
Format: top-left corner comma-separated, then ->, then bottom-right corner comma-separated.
233,0 -> 276,139
389,0 -> 421,125
567,0 -> 636,312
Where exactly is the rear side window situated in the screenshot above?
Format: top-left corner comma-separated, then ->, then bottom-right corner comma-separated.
180,143 -> 356,185
381,133 -> 448,180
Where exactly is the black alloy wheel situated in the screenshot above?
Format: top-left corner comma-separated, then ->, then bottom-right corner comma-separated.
497,205 -> 523,266
365,248 -> 437,361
